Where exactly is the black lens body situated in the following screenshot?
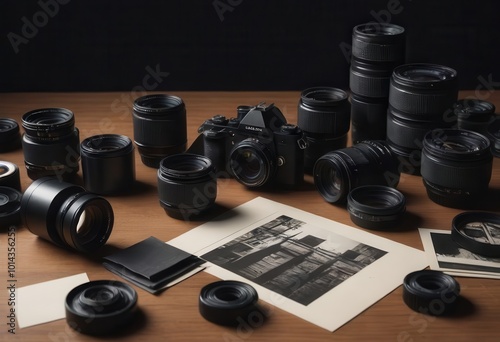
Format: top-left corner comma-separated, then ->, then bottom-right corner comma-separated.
158,153 -> 217,219
21,108 -> 80,181
297,87 -> 350,171
0,186 -> 22,228
454,99 -> 496,135
188,103 -> 307,188
0,118 -> 21,152
350,23 -> 405,144
313,140 -> 400,204
387,64 -> 458,175
20,177 -> 114,253
421,129 -> 493,208
81,134 -> 135,195
132,94 -> 187,168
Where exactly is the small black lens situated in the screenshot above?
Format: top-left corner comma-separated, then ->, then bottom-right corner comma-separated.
0,161 -> 21,191
20,177 -> 114,253
21,108 -> 80,180
313,141 -> 400,204
454,99 -> 496,135
229,139 -> 276,188
0,118 -> 21,152
421,129 -> 493,208
157,153 -> 217,219
132,94 -> 187,168
81,134 -> 135,195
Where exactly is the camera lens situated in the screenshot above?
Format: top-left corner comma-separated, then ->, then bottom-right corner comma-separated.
347,185 -> 406,230
352,23 -> 405,63
0,161 -> 21,191
297,87 -> 350,171
158,153 -> 217,219
21,108 -> 80,181
350,94 -> 388,144
20,177 -> 114,253
81,134 -> 135,195
0,118 -> 21,152
0,186 -> 22,228
132,94 -> 187,168
421,129 -> 493,208
486,116 -> 500,157
229,139 -> 276,188
313,140 -> 400,204
454,99 -> 496,134
451,212 -> 500,258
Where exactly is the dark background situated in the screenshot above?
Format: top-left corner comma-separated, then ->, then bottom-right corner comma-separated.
1,0 -> 499,92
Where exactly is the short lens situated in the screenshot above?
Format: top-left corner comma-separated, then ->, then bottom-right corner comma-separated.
132,94 -> 187,168
229,139 -> 275,188
352,23 -> 405,62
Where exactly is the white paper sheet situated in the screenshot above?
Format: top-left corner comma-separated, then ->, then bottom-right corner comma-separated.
17,273 -> 89,328
169,197 -> 428,332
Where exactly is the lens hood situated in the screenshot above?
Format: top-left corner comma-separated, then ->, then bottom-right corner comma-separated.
347,185 -> 406,230
199,280 -> 260,326
0,186 -> 22,228
403,270 -> 460,316
65,280 -> 138,335
0,118 -> 21,152
451,212 -> 500,258
0,161 -> 21,191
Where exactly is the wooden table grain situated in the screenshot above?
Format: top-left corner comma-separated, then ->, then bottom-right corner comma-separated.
1,91 -> 499,341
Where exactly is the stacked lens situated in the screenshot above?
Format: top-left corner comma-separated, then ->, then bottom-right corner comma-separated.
387,63 -> 459,175
350,23 -> 405,144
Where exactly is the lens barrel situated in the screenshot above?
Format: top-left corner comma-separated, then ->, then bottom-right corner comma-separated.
0,161 -> 21,191
21,108 -> 80,180
298,87 -> 350,171
420,129 -> 493,208
20,177 -> 114,253
157,153 -> 217,219
81,134 -> 135,195
313,140 -> 400,204
133,94 -> 187,168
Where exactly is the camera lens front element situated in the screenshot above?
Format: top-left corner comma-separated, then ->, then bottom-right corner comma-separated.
229,139 -> 276,188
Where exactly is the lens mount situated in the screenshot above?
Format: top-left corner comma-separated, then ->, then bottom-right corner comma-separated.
347,185 -> 406,230
229,139 -> 276,188
451,212 -> 500,258
199,280 -> 260,326
403,270 -> 460,316
65,280 -> 138,335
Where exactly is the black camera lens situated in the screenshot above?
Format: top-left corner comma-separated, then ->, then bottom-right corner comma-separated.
352,23 -> 405,63
298,87 -> 350,171
81,134 -> 135,195
451,212 -> 500,258
133,94 -> 187,168
347,185 -> 406,230
421,129 -> 493,208
229,139 -> 276,188
0,186 -> 22,228
349,59 -> 396,98
486,116 -> 500,157
20,177 -> 114,253
454,99 -> 496,134
313,141 -> 400,204
0,118 -> 21,152
158,153 -> 217,219
0,161 -> 21,191
21,108 -> 80,181
350,94 -> 388,144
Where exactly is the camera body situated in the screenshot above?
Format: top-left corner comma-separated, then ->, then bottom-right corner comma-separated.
188,103 -> 307,188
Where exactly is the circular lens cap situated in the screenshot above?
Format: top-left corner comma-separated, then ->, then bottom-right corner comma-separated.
451,212 -> 500,258
0,186 -> 22,228
65,280 -> 138,335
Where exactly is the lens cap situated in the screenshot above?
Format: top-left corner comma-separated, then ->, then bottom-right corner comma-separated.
0,186 -> 22,228
65,280 -> 138,335
451,212 -> 500,258
403,270 -> 460,316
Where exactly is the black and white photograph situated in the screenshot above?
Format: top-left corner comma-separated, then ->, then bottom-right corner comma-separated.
201,215 -> 387,306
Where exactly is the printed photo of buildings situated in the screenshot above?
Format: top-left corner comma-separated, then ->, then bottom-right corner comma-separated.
201,215 -> 387,306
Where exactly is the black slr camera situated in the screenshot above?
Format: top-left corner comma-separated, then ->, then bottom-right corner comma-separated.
188,102 -> 307,188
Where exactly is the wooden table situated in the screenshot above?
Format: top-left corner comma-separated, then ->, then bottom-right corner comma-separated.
1,91 -> 499,341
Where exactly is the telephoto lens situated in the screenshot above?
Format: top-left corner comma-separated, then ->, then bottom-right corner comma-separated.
21,108 -> 80,181
157,153 -> 217,219
20,177 -> 114,253
297,87 -> 351,172
350,22 -> 405,144
387,63 -> 459,175
0,118 -> 21,152
132,94 -> 187,168
313,140 -> 400,204
81,134 -> 135,195
420,129 -> 493,208
454,98 -> 496,135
